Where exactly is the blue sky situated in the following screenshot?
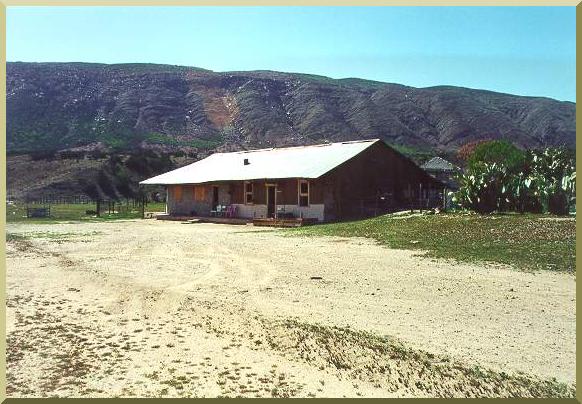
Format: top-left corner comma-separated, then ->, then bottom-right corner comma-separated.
7,6 -> 576,101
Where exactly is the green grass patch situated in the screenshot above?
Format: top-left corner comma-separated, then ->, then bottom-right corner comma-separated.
287,212 -> 575,273
145,202 -> 166,212
6,202 -> 166,224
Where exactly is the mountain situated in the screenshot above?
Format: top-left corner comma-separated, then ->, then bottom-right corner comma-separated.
7,62 -> 575,154
6,62 -> 576,200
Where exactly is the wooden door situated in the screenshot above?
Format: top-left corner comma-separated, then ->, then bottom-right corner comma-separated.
212,186 -> 219,209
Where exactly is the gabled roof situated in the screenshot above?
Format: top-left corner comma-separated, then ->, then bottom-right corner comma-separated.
140,139 -> 380,185
421,156 -> 456,172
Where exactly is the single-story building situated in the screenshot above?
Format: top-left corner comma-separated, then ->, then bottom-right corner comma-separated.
140,139 -> 445,222
421,156 -> 460,190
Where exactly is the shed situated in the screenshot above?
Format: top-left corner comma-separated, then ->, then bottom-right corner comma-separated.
421,156 -> 460,190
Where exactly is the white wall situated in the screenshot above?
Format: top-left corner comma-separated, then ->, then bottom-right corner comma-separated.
279,204 -> 324,221
231,204 -> 268,219
231,204 -> 324,221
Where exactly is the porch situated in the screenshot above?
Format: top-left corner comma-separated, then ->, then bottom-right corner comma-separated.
253,217 -> 319,227
166,178 -> 325,221
155,213 -> 317,227
156,214 -> 251,225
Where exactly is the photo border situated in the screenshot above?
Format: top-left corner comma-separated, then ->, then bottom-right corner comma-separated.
0,1 -> 579,402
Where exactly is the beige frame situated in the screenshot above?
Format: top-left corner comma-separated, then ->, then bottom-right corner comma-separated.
298,179 -> 310,207
244,181 -> 254,205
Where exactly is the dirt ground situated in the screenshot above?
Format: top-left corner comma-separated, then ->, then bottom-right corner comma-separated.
5,220 -> 576,397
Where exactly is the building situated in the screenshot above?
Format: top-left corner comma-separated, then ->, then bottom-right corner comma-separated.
140,139 -> 445,222
420,156 -> 459,190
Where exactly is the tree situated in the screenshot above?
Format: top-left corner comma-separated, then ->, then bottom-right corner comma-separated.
457,139 -> 490,162
467,140 -> 525,173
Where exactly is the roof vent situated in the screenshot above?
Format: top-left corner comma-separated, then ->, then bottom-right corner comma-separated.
244,158 -> 250,165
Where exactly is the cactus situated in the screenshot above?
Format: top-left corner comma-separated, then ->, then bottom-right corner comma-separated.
454,147 -> 575,215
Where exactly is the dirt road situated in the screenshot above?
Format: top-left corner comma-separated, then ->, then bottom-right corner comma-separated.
6,220 -> 576,397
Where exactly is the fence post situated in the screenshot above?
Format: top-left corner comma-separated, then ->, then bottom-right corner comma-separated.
141,195 -> 146,219
442,187 -> 447,211
96,199 -> 101,217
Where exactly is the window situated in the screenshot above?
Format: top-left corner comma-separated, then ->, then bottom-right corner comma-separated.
174,185 -> 183,202
298,180 -> 309,207
245,181 -> 254,204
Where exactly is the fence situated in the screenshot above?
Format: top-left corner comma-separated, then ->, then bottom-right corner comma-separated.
7,196 -> 166,222
25,195 -> 95,205
355,190 -> 447,218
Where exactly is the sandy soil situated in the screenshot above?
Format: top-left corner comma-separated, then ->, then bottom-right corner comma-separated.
5,220 -> 576,397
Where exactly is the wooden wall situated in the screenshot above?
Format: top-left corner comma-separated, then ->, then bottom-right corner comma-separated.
227,178 -> 323,205
320,141 -> 444,220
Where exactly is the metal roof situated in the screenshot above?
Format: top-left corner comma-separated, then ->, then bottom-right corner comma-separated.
140,139 -> 380,185
421,156 -> 456,172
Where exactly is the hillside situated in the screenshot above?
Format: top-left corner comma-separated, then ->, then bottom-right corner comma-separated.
6,62 -> 576,200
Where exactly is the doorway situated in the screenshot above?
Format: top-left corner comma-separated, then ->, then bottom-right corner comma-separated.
266,185 -> 276,218
212,186 -> 219,210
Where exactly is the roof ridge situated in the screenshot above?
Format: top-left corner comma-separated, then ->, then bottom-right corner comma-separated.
339,138 -> 380,144
223,138 -> 379,155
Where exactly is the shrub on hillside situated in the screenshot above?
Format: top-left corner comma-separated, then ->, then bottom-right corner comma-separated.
125,150 -> 174,177
30,150 -> 57,161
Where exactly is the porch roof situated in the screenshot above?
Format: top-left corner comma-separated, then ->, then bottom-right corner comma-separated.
140,139 -> 380,185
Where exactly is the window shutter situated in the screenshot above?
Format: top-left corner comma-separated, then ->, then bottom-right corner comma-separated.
194,186 -> 206,201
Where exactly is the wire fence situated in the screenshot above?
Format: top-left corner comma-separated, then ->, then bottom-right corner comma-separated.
7,196 -> 166,222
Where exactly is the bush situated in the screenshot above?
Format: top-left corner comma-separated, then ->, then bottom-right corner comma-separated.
30,150 -> 57,161
59,150 -> 86,160
125,150 -> 174,177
